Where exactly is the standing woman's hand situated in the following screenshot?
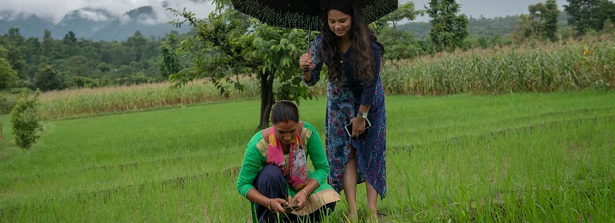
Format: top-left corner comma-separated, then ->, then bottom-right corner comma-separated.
350,117 -> 366,138
299,50 -> 315,71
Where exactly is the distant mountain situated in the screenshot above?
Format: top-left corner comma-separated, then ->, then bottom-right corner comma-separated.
53,8 -> 117,40
89,6 -> 188,41
0,11 -> 55,39
0,5 -> 190,41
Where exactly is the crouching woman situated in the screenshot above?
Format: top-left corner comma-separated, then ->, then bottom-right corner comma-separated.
236,100 -> 340,223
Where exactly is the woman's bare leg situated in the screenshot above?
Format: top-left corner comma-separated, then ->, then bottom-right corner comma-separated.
343,148 -> 358,222
366,181 -> 379,222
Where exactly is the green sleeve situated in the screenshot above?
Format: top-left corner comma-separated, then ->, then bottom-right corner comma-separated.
305,123 -> 329,186
236,133 -> 265,197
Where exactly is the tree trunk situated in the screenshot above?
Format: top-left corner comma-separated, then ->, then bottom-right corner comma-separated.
257,71 -> 275,130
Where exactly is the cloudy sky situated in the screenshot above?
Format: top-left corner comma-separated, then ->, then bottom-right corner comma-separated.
2,0 -> 569,24
1,0 -> 216,24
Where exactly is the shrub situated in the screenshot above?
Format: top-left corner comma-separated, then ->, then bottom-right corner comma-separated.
10,91 -> 42,149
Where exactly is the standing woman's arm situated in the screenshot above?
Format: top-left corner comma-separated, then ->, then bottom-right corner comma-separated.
303,35 -> 324,86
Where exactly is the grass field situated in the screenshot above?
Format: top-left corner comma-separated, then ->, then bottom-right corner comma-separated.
1,91 -> 614,222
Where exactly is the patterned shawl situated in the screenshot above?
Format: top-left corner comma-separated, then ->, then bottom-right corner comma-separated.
267,127 -> 309,190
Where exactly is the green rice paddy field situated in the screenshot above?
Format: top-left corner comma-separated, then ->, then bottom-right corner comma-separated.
1,91 -> 614,222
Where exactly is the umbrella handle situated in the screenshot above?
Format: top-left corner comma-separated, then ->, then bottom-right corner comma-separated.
307,24 -> 311,53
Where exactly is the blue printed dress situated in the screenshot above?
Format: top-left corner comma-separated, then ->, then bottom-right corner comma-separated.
303,34 -> 387,199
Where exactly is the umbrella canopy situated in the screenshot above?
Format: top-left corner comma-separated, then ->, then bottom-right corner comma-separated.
231,0 -> 398,30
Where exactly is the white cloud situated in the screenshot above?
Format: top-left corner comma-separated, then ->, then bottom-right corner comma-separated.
1,0 -> 215,24
77,10 -> 112,22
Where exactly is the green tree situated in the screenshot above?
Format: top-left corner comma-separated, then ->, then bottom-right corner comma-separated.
544,0 -> 560,41
41,29 -> 59,59
513,14 -> 534,42
7,28 -> 26,46
564,0 -> 615,34
63,31 -> 77,44
528,3 -> 547,37
168,8 -> 252,96
34,65 -> 63,91
596,0 -> 615,32
124,31 -> 149,62
379,27 -> 423,61
4,28 -> 27,78
380,2 -> 423,36
426,0 -> 469,52
0,46 -> 18,90
6,46 -> 26,78
22,37 -> 42,81
515,1 -> 559,42
169,4 -> 314,129
62,31 -> 79,58
378,2 -> 424,61
158,33 -> 182,79
10,91 -> 42,149
62,56 -> 97,78
247,23 -> 313,128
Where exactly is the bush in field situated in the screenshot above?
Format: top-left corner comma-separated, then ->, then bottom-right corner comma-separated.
0,94 -> 16,114
11,91 -> 42,149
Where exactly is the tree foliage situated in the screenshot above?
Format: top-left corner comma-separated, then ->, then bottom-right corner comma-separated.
248,22 -> 314,128
34,65 -> 63,91
168,8 -> 253,96
377,2 -> 425,61
0,28 -> 165,91
158,33 -> 182,79
544,0 -> 561,41
564,0 -> 615,34
426,0 -> 470,52
379,28 -> 424,61
10,91 -> 42,149
0,46 -> 18,90
515,1 -> 560,42
168,5 -> 315,129
380,2 -> 424,32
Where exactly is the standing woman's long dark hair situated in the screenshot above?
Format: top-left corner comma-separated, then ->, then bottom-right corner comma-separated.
319,1 -> 385,84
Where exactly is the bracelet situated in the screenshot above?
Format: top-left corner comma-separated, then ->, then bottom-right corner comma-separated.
300,190 -> 309,197
267,199 -> 272,210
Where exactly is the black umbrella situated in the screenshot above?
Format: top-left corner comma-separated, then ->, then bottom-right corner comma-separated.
231,0 -> 398,47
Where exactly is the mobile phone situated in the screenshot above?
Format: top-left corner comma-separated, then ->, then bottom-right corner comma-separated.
344,118 -> 372,137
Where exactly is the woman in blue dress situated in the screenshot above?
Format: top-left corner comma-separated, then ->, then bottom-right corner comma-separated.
299,1 -> 387,222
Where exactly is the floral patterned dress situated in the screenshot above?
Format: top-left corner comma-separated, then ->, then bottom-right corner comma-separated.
304,34 -> 387,199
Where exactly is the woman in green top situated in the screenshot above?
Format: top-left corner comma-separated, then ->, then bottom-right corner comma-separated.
236,101 -> 340,223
